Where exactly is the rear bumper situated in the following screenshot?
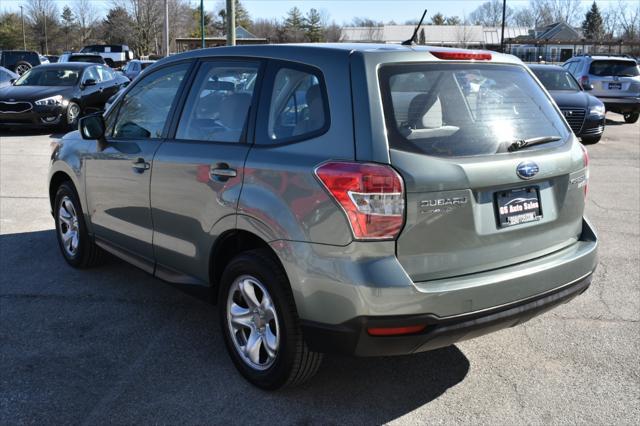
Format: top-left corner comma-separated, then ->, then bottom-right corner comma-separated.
302,273 -> 592,356
599,97 -> 640,113
282,218 -> 597,356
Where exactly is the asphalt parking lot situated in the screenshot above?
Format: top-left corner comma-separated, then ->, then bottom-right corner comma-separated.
1,114 -> 638,425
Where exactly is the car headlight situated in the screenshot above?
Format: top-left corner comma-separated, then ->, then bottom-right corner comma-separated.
589,104 -> 605,115
35,95 -> 64,106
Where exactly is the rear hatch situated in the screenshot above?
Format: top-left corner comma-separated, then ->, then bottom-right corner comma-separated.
588,59 -> 640,98
378,60 -> 588,282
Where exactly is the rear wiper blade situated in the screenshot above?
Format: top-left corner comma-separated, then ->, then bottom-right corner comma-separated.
508,136 -> 562,152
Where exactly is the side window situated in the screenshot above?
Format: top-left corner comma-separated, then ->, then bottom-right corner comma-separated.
83,67 -> 100,83
97,66 -> 114,82
267,67 -> 327,142
110,62 -> 190,139
176,61 -> 259,143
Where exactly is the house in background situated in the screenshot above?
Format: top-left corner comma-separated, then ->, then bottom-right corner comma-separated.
507,22 -> 584,62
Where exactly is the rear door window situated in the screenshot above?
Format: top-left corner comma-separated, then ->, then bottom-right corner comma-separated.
379,63 -> 570,158
589,60 -> 639,77
264,65 -> 329,143
175,60 -> 260,143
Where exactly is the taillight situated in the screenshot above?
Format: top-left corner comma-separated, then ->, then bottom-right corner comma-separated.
580,144 -> 589,199
431,51 -> 492,61
314,161 -> 405,240
580,75 -> 590,88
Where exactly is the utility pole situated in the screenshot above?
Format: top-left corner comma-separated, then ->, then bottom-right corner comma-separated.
20,6 -> 26,50
500,0 -> 507,53
43,10 -> 49,55
200,0 -> 205,48
226,0 -> 236,46
164,0 -> 170,56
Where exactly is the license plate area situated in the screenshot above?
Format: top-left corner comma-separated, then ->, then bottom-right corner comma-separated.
608,82 -> 622,90
495,187 -> 542,228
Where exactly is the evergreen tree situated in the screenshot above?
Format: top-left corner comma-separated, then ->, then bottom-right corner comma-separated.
60,6 -> 76,51
0,13 -> 24,50
305,8 -> 323,42
581,1 -> 604,40
430,13 -> 446,25
418,28 -> 426,44
284,7 -> 305,42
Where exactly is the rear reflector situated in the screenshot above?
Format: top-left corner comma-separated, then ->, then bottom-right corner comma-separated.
315,161 -> 405,240
367,325 -> 427,336
580,144 -> 590,199
431,51 -> 492,61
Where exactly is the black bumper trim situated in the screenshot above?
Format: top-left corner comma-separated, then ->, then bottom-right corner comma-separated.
301,273 -> 592,357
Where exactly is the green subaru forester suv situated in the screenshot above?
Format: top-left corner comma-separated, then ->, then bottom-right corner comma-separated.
48,44 -> 598,389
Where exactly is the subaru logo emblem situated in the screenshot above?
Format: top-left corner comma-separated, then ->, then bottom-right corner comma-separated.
516,161 -> 539,180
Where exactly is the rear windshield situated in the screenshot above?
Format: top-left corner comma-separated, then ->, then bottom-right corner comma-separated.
532,68 -> 581,91
70,56 -> 102,63
589,60 -> 639,77
379,63 -> 569,157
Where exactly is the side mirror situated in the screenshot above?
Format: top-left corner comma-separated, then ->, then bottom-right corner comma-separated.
9,78 -> 16,85
583,83 -> 594,91
82,79 -> 97,88
79,113 -> 105,140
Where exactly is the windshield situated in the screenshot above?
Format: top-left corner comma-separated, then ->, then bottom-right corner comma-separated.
589,60 -> 639,77
14,68 -> 79,86
532,68 -> 581,91
379,63 -> 569,157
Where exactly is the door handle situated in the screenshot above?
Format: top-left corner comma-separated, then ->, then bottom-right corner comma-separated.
209,164 -> 237,181
132,158 -> 150,173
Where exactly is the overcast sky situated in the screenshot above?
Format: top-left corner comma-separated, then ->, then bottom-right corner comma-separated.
1,0 -> 636,25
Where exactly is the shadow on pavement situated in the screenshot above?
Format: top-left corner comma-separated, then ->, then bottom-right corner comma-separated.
0,127 -> 66,138
1,229 -> 470,424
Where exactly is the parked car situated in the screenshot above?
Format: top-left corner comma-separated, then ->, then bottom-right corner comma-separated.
563,54 -> 640,123
0,66 -> 19,89
58,53 -> 106,65
0,50 -> 42,75
49,44 -> 597,390
121,59 -> 156,80
80,44 -> 133,68
46,55 -> 59,63
530,64 -> 605,144
0,63 -> 128,130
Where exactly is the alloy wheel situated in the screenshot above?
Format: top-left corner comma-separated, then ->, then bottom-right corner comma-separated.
67,104 -> 80,125
58,196 -> 80,257
15,64 -> 31,75
226,275 -> 280,370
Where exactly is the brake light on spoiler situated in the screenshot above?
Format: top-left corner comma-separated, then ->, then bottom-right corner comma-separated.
430,51 -> 492,61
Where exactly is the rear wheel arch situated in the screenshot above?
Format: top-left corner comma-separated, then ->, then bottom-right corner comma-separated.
209,230 -> 286,303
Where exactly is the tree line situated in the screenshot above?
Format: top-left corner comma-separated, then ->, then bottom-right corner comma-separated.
0,0 -> 638,57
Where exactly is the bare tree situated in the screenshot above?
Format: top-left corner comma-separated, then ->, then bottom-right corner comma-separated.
617,0 -> 640,40
470,0 -> 512,26
113,0 -> 163,56
513,7 -> 535,27
601,4 -> 619,39
25,0 -> 59,53
73,0 -> 98,46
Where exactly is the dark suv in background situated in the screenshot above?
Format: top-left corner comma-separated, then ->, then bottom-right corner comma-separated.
0,50 -> 42,75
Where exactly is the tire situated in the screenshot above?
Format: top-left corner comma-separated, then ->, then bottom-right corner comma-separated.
582,135 -> 601,145
54,182 -> 103,268
219,248 -> 322,390
623,112 -> 639,124
63,102 -> 81,132
14,61 -> 32,75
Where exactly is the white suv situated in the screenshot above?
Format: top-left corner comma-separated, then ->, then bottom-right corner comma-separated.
563,55 -> 640,123
79,45 -> 133,69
